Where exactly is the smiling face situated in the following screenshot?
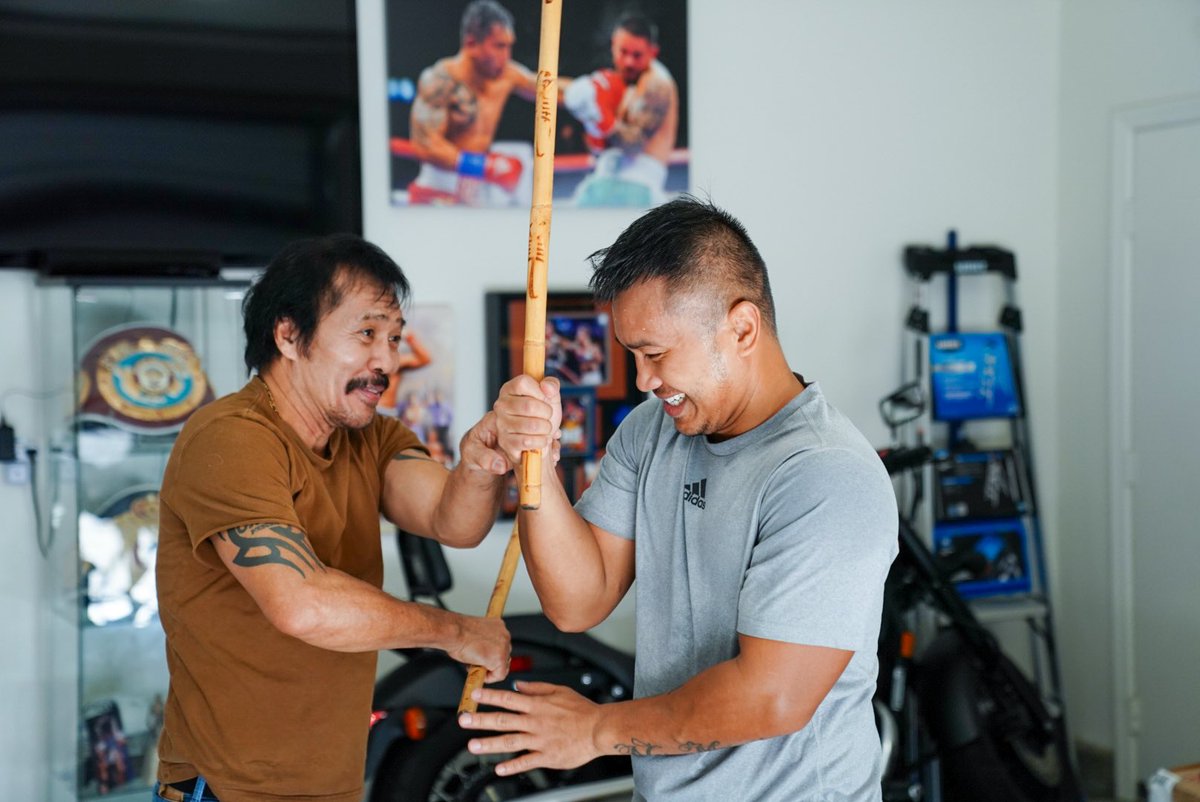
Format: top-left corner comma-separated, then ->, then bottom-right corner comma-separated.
286,276 -> 406,434
613,278 -> 749,440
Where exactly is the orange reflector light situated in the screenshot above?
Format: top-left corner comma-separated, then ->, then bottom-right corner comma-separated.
510,654 -> 534,673
369,710 -> 388,729
899,631 -> 916,660
403,706 -> 428,741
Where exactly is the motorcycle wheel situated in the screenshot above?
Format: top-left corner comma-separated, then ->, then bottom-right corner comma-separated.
371,715 -> 631,802
930,651 -> 1077,802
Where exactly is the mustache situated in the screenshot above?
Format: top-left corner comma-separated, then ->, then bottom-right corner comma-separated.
346,374 -> 389,394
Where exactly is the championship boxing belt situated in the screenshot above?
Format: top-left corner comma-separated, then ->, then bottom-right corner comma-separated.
78,324 -> 215,434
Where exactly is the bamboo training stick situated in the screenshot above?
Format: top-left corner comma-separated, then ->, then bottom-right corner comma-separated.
459,0 -> 563,715
457,519 -> 523,713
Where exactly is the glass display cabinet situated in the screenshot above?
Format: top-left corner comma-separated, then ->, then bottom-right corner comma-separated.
38,277 -> 250,802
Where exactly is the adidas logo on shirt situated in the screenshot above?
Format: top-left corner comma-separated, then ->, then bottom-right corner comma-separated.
683,478 -> 707,509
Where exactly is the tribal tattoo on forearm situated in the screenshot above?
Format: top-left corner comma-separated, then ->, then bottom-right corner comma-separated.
218,524 -> 324,578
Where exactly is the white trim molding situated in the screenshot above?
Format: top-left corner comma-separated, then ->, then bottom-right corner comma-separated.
1108,94 -> 1200,798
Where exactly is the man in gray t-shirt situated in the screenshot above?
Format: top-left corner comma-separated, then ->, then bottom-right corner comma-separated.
462,197 -> 898,801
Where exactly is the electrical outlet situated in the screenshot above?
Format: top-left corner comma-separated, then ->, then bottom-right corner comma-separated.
3,460 -> 30,485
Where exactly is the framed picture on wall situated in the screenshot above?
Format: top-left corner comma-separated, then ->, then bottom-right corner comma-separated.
376,304 -> 457,468
486,290 -> 642,516
559,386 -> 597,459
486,291 -> 638,404
383,0 -> 689,209
83,699 -> 133,794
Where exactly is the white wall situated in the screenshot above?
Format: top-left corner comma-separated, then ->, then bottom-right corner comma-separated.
28,0 -> 1195,794
1056,0 -> 1200,764
358,0 -> 1062,647
0,271 -> 52,801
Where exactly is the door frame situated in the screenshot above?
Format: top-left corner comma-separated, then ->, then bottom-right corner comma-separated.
1108,94 -> 1200,796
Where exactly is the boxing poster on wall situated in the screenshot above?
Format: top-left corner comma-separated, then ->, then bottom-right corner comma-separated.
384,0 -> 689,209
376,304 -> 457,468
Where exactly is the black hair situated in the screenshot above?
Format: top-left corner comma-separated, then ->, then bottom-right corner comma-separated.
613,13 -> 658,46
242,233 -> 410,373
587,196 -> 777,335
461,0 -> 514,45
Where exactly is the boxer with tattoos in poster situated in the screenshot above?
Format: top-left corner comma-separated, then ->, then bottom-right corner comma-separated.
562,13 -> 680,208
407,0 -> 537,206
153,234 -> 514,802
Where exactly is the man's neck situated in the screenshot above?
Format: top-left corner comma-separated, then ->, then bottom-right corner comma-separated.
257,370 -> 332,453
716,352 -> 805,442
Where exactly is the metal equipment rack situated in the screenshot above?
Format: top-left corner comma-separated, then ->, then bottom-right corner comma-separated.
889,230 -> 1073,752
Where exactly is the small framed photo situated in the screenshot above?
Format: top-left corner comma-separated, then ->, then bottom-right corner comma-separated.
486,291 -> 642,518
559,387 -> 597,459
545,311 -> 611,390
83,699 -> 133,793
485,291 -> 637,402
375,304 -> 457,468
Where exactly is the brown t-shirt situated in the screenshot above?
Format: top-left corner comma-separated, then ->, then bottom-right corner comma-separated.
155,380 -> 424,801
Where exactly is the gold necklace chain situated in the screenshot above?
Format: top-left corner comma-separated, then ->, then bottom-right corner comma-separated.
256,375 -> 279,414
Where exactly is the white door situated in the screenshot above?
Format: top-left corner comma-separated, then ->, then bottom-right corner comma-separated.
1113,100 -> 1200,790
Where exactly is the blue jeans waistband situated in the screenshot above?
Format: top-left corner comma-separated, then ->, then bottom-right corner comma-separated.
154,776 -> 219,802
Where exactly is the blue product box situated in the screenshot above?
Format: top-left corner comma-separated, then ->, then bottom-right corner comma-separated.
929,332 -> 1022,421
933,517 -> 1032,598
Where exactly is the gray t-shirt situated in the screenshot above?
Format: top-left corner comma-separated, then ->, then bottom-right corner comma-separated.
576,382 -> 897,801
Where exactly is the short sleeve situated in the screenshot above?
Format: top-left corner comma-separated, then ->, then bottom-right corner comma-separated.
371,415 -> 429,481
160,416 -> 301,559
736,448 -> 899,651
573,404 -> 653,540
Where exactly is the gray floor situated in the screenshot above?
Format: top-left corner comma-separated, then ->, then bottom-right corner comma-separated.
1078,740 -> 1118,802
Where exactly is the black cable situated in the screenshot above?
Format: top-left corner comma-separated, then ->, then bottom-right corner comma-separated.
878,381 -> 925,438
26,447 -> 50,559
907,465 -> 924,525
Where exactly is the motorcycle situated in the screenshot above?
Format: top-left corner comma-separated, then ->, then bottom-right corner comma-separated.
875,445 -> 1086,802
364,529 -> 635,802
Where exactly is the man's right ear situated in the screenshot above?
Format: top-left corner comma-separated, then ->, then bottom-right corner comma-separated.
274,318 -> 300,361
